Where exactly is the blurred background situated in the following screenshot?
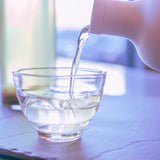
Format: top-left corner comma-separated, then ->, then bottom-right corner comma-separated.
0,0 -> 155,99
0,0 -> 146,71
55,0 -> 145,69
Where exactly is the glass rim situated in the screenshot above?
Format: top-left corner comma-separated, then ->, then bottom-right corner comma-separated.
13,67 -> 106,78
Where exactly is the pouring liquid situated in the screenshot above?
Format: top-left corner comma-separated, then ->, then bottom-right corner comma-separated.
13,25 -> 102,140
69,25 -> 90,95
18,25 -> 100,137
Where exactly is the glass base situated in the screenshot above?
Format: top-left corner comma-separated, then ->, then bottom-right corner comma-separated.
38,130 -> 82,143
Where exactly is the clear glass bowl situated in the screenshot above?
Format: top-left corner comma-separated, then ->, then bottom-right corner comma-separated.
13,67 -> 106,142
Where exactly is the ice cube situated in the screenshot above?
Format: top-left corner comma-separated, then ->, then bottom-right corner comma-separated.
60,100 -> 70,109
66,97 -> 87,109
48,98 -> 65,110
23,96 -> 37,107
35,98 -> 54,109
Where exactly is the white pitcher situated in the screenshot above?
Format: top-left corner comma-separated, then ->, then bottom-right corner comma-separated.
90,0 -> 160,71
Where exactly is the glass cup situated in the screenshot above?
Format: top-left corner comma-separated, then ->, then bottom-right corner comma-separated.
13,67 -> 106,142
